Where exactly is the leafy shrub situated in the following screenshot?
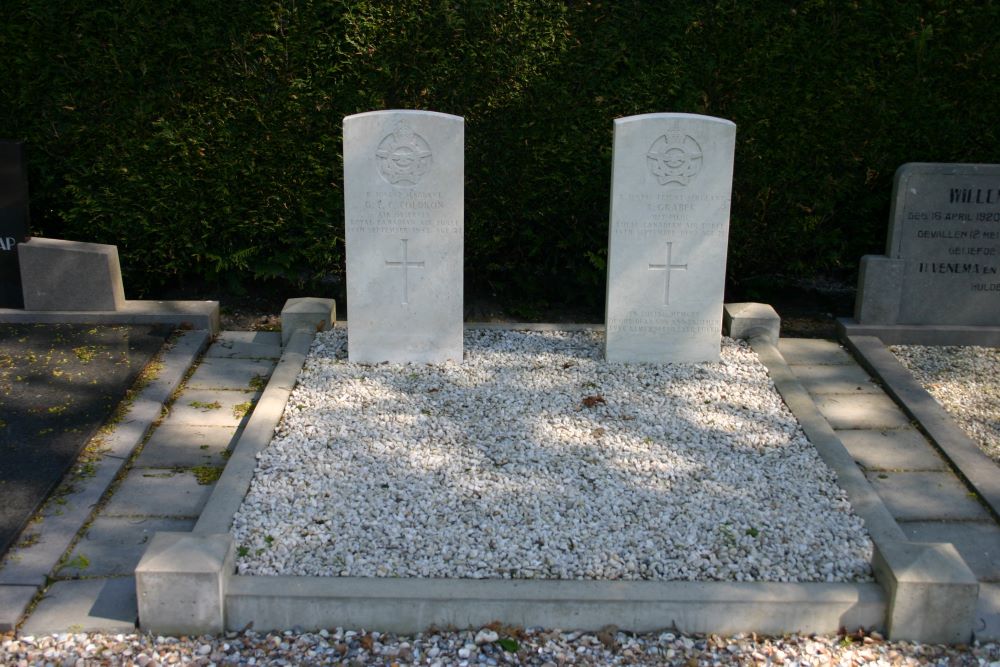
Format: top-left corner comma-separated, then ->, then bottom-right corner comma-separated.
1,1 -> 996,311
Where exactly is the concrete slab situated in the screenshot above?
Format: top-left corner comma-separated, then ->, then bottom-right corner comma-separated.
102,468 -> 215,518
900,521 -> 1000,582
790,363 -> 883,395
976,583 -> 1000,641
867,471 -> 991,521
59,517 -> 195,578
133,423 -> 236,468
21,577 -> 137,635
845,334 -> 1000,528
195,331 -> 314,534
185,357 -> 274,391
838,428 -> 948,471
204,338 -> 281,360
168,389 -> 258,427
777,338 -> 854,365
814,394 -> 912,430
0,584 -> 37,631
217,331 -> 282,346
0,300 -> 220,334
838,319 -> 1000,347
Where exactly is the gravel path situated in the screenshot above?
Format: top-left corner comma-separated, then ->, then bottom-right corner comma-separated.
233,329 -> 872,582
890,345 -> 1000,462
3,626 -> 997,665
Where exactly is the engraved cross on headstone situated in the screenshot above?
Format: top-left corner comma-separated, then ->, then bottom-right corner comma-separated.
384,238 -> 425,305
648,241 -> 687,306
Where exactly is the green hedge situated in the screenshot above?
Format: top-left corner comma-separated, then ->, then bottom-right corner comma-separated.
1,1 -> 997,311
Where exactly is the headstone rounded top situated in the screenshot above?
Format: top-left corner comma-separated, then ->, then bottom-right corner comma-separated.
344,109 -> 464,123
613,112 -> 736,129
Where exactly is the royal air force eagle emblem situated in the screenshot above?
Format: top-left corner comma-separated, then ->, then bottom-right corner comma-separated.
375,122 -> 433,186
646,132 -> 703,186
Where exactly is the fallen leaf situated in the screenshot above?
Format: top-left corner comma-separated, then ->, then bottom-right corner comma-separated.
582,394 -> 606,408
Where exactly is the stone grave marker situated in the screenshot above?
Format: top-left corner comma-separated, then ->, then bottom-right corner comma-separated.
855,163 -> 1000,327
604,113 -> 736,362
0,141 -> 29,308
343,110 -> 464,363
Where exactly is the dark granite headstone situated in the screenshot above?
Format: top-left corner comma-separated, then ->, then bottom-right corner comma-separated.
0,141 -> 30,308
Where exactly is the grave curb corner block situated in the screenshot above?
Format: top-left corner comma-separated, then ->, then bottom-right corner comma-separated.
723,302 -> 780,344
280,297 -> 336,346
874,539 -> 978,644
135,532 -> 233,635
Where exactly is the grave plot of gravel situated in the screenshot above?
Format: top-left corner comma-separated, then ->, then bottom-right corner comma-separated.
890,344 -> 1000,462
232,329 -> 873,582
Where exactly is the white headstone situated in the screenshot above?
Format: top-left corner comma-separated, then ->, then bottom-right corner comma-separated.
604,113 -> 736,363
343,110 -> 464,363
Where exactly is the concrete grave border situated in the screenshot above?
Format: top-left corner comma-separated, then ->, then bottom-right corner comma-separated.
136,304 -> 976,643
841,334 -> 1000,522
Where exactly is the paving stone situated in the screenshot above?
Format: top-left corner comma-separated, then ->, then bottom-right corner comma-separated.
838,428 -> 948,471
0,584 -> 37,631
168,389 -> 258,427
218,331 -> 282,346
777,338 -> 854,365
866,471 -> 990,521
900,520 -> 1000,582
185,357 -> 274,391
59,517 -> 195,578
205,333 -> 281,360
21,577 -> 137,635
789,363 -> 883,395
102,468 -> 215,518
133,423 -> 236,468
814,393 -> 912,430
977,583 -> 1000,641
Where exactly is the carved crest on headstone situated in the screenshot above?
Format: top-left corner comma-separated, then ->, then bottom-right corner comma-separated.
646,132 -> 703,186
375,122 -> 432,186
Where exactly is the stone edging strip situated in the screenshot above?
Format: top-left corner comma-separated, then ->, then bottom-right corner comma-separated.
194,329 -> 315,535
842,334 -> 1000,522
0,329 -> 211,631
753,335 -> 979,644
0,301 -> 221,334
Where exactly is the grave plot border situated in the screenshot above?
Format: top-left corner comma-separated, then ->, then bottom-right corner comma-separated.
840,334 -> 1000,522
137,307 -> 979,644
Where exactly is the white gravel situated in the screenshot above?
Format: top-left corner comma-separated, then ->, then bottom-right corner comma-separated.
232,329 -> 872,582
4,627 -> 998,665
890,345 -> 1000,462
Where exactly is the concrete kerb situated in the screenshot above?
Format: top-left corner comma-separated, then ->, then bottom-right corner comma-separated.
0,330 -> 211,631
0,300 -> 221,334
837,318 -> 1000,347
842,335 -> 1000,522
749,336 -> 979,644
132,309 -> 975,641
280,298 -> 335,346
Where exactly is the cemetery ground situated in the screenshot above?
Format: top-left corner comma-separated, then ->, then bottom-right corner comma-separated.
3,281 -> 1000,665
0,323 -> 171,557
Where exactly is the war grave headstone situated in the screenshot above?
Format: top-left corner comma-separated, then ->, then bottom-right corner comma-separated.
343,110 -> 464,363
604,113 -> 736,362
848,163 -> 1000,334
0,141 -> 30,309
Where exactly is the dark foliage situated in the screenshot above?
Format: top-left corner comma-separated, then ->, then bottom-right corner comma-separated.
1,1 -> 996,311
